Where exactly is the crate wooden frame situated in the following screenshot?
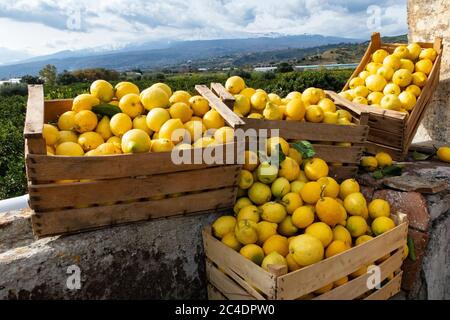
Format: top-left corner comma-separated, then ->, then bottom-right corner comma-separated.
342,32 -> 443,160
203,213 -> 408,300
24,85 -> 243,238
209,83 -> 370,181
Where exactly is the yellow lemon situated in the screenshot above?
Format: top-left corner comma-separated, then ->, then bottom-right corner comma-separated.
46,145 -> 55,155
169,102 -> 193,123
90,80 -> 114,102
214,126 -> 234,144
289,234 -> 324,266
159,118 -> 185,143
393,69 -> 413,87
250,91 -> 268,110
334,276 -> 349,287
55,141 -> 84,156
57,130 -> 78,145
146,108 -> 170,132
412,71 -> 428,87
266,137 -> 289,156
302,87 -> 325,105
383,55 -> 401,71
212,215 -> 237,239
288,148 -> 302,165
240,244 -> 265,265
437,146 -> 450,163
278,216 -> 299,237
169,90 -> 191,105
248,182 -> 272,205
189,95 -> 210,117
271,177 -> 291,198
292,205 -> 315,229
375,152 -> 393,168
366,62 -> 383,74
353,85 -> 370,98
263,234 -> 289,256
243,150 -> 259,171
203,109 -> 225,129
316,197 -> 344,227
285,98 -> 306,120
376,65 -> 394,81
279,157 -> 300,181
406,84 -> 421,97
304,158 -> 329,181
349,77 -> 365,89
119,93 -> 143,118
300,181 -> 322,204
222,232 -> 242,251
281,192 -> 303,214
121,129 -> 151,153
42,124 -> 59,145
115,81 -> 140,100
361,156 -> 378,171
339,179 -> 360,200
368,199 -> 391,219
325,240 -> 348,258
365,74 -> 387,92
317,98 -> 336,113
344,192 -> 367,216
140,87 -> 169,110
95,142 -> 122,155
359,70 -> 371,80
110,113 -> 132,137
393,46 -> 410,59
305,222 -> 333,247
237,205 -> 260,223
286,253 -> 301,272
261,252 -> 288,271
338,91 -> 353,101
225,76 -> 245,94
407,43 -> 422,60
333,225 -> 352,248
256,221 -> 278,245
57,111 -> 76,130
151,138 -> 174,152
107,136 -> 121,150
72,93 -> 100,112
235,219 -> 258,245
260,202 -> 287,223
78,132 -> 104,151
372,49 -> 389,63
149,83 -> 172,98
372,216 -> 396,236
415,58 -> 433,75
133,115 -> 152,135
403,244 -> 409,260
317,177 -> 339,198
96,116 -> 113,140
400,59 -> 415,73
346,216 -> 368,237
233,94 -> 251,116
353,96 -> 368,105
305,105 -> 324,123
355,235 -> 374,246
297,170 -> 309,183
240,87 -> 256,100
233,197 -> 253,215
263,102 -> 283,120
268,93 -> 282,105
74,110 -> 98,133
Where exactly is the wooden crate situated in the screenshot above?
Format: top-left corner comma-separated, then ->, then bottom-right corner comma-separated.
209,83 -> 370,181
203,213 -> 408,300
342,32 -> 443,160
24,85 -> 243,238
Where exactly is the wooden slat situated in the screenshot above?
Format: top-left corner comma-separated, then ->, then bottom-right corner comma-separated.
242,118 -> 369,143
27,142 -> 237,181
364,141 -> 406,161
207,284 -> 227,300
206,261 -> 257,300
328,166 -> 358,181
195,85 -> 244,129
314,249 -> 403,300
25,137 -> 47,157
276,221 -> 408,299
368,127 -> 404,149
44,99 -> 72,122
24,85 -> 45,138
203,228 -> 276,298
31,187 -> 236,237
313,145 -> 363,164
210,83 -> 235,109
29,165 -> 240,210
365,271 -> 403,300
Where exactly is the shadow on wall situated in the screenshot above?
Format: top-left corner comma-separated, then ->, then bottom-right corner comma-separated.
413,77 -> 450,143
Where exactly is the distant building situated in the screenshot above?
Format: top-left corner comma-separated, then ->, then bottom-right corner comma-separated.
222,67 -> 231,71
123,71 -> 142,80
0,78 -> 21,85
197,68 -> 208,72
254,67 -> 277,72
294,63 -> 358,71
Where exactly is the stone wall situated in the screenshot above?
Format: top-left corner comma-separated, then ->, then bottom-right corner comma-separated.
0,210 -> 221,299
408,0 -> 450,143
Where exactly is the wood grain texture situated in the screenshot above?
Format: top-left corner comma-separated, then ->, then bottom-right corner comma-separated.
365,271 -> 402,300
31,187 -> 237,237
210,82 -> 235,109
24,85 -> 45,138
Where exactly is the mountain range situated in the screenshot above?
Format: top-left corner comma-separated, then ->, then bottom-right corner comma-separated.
0,34 -> 362,79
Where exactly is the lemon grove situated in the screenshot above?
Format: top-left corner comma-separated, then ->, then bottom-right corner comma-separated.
211,138 -> 407,296
339,43 -> 437,113
224,76 -> 356,126
44,80 -> 235,157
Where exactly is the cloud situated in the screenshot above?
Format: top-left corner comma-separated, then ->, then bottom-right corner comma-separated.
0,0 -> 407,61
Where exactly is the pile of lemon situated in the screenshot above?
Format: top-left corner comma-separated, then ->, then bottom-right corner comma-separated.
225,76 -> 355,125
211,138 -> 407,296
340,43 -> 438,113
360,152 -> 393,172
44,80 -> 234,156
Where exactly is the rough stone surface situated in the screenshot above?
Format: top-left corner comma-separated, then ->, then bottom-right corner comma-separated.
401,229 -> 429,293
0,209 -> 34,252
373,190 -> 430,232
408,0 -> 450,143
0,211 -> 222,299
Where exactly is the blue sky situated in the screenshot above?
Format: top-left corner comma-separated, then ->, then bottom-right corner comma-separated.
0,0 -> 407,64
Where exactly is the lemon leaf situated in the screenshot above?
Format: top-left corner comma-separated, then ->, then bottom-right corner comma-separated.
381,164 -> 403,177
291,140 -> 316,159
413,150 -> 433,161
92,103 -> 121,118
407,236 -> 416,261
373,169 -> 384,179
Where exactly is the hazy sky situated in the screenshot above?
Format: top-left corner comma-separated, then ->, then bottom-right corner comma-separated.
0,0 -> 407,63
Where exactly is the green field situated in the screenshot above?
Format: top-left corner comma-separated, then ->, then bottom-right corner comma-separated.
0,69 -> 353,200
